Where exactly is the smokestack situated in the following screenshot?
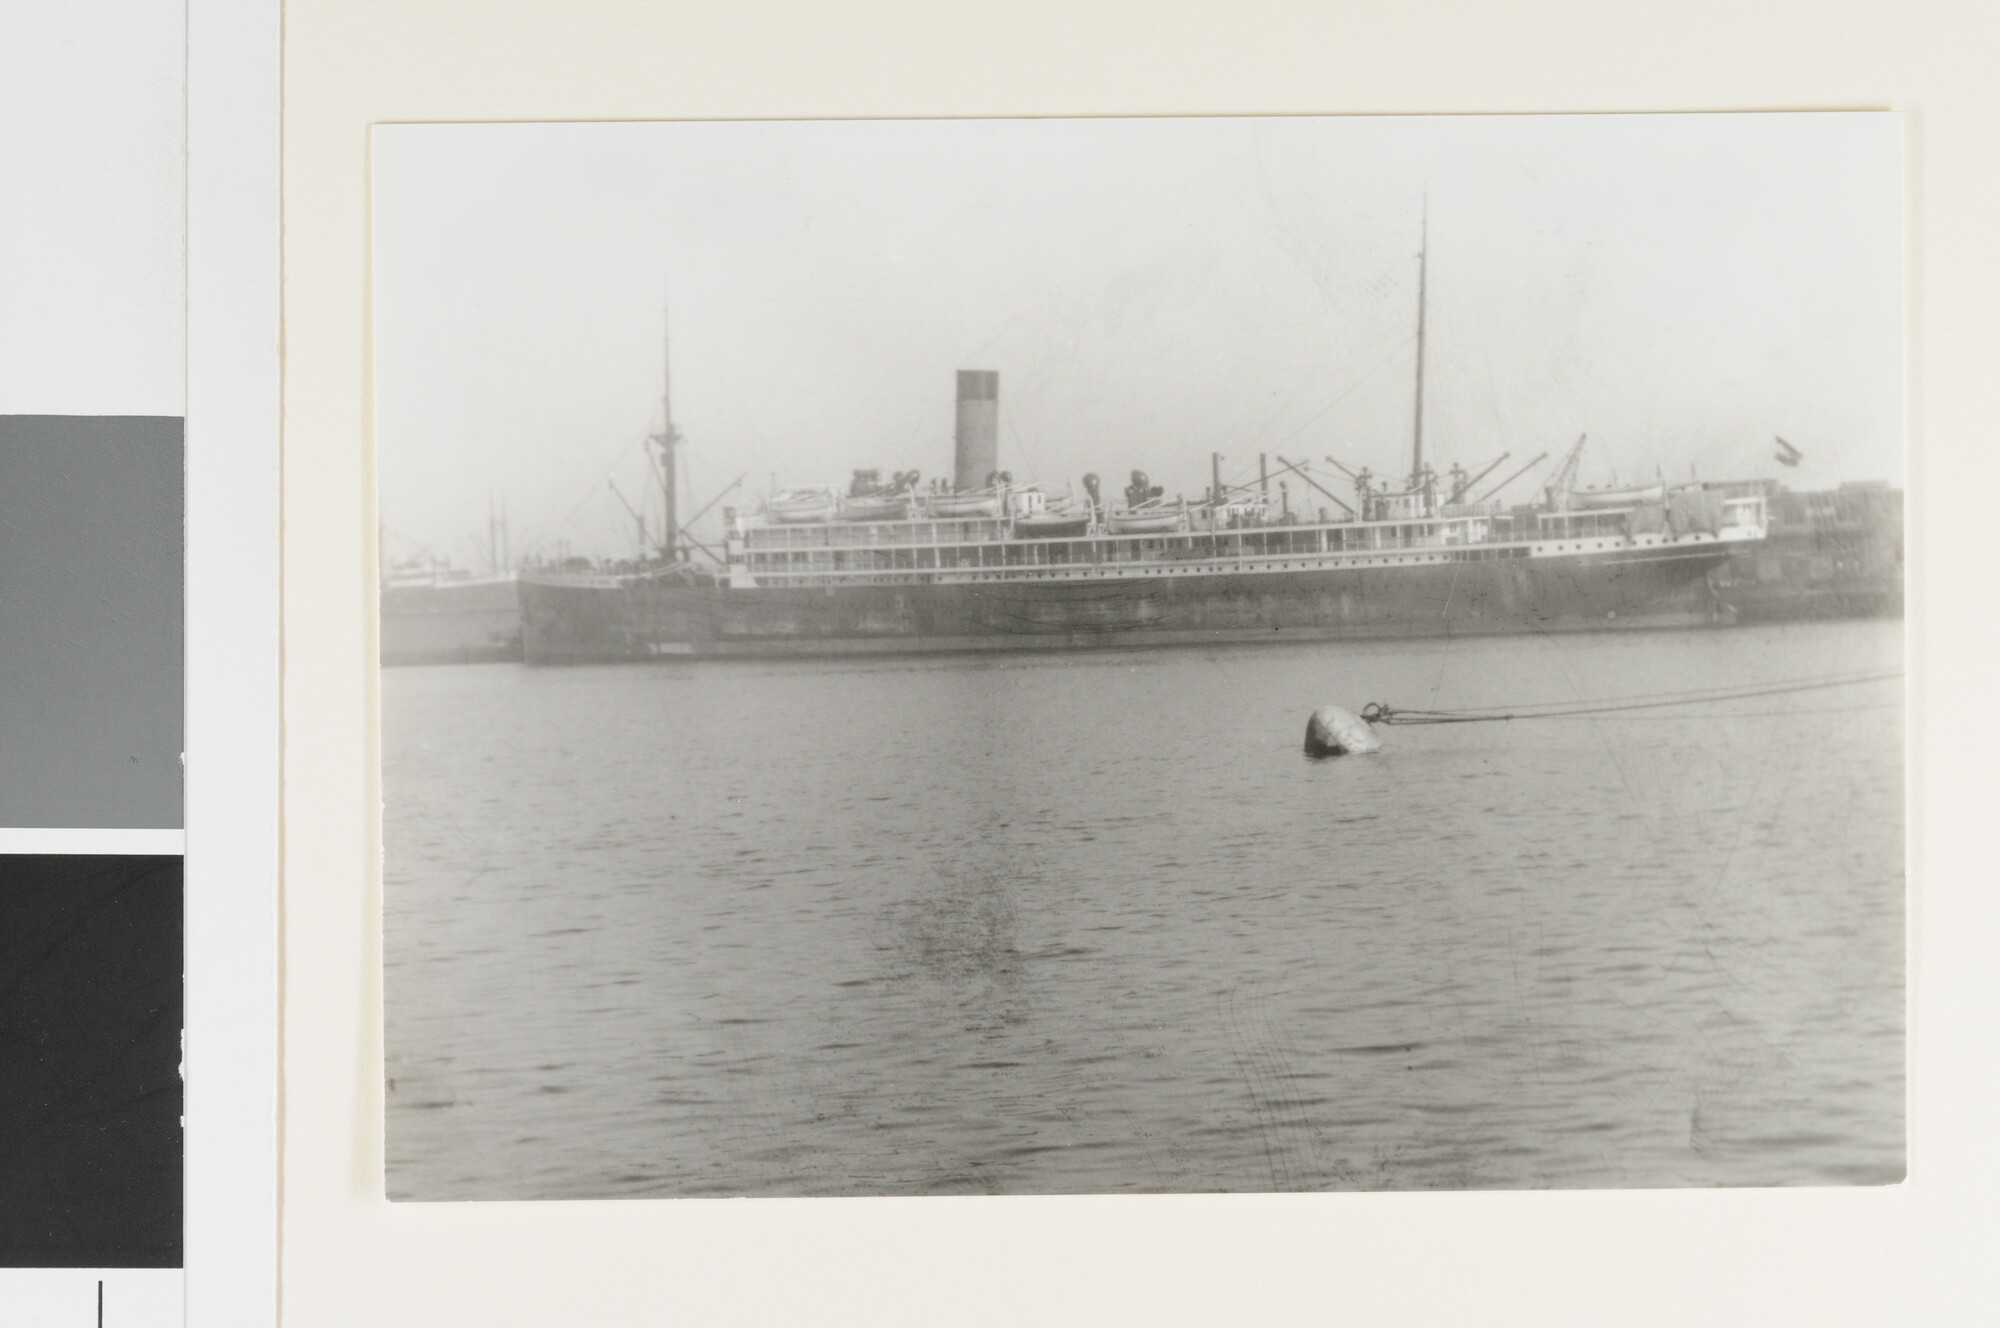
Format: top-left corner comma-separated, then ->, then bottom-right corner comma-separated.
953,370 -> 999,491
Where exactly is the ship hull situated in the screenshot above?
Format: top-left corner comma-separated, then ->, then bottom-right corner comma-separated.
521,544 -> 1733,664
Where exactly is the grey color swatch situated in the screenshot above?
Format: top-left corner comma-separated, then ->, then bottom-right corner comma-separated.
1,416 -> 183,828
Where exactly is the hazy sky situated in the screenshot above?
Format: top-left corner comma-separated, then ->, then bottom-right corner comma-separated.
373,113 -> 1901,566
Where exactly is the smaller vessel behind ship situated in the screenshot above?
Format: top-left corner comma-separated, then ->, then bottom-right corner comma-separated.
381,562 -> 523,666
381,503 -> 525,666
1710,477 -> 1903,621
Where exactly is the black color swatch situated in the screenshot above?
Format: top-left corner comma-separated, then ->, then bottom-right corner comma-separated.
0,856 -> 182,1267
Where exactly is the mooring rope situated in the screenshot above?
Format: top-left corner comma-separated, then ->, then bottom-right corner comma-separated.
1359,668 -> 1902,726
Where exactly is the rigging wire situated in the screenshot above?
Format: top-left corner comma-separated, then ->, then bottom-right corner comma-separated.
1527,701 -> 1899,722
1273,330 -> 1419,452
1383,666 -> 1899,713
509,426 -> 656,559
1006,418 -> 1047,490
1361,669 -> 1901,727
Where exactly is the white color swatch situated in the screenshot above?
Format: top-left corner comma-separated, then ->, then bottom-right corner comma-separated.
1,0 -> 186,415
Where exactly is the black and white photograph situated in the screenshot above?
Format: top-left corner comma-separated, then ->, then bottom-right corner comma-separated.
374,112 -> 1903,1200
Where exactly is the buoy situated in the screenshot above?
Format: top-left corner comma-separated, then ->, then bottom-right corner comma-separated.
1304,704 -> 1383,758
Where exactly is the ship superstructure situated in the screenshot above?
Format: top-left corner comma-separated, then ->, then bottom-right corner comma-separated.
719,482 -> 1761,595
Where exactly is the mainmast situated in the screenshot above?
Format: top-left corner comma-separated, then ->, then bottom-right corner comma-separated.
1410,193 -> 1429,497
658,300 -> 682,562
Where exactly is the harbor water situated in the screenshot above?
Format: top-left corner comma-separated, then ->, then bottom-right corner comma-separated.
383,620 -> 1904,1198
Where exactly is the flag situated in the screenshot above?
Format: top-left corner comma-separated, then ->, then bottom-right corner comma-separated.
1775,436 -> 1804,468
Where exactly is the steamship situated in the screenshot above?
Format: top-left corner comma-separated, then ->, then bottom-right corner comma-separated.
519,365 -> 1767,662
519,235 -> 1769,664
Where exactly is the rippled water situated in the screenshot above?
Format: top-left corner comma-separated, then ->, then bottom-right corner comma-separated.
383,621 -> 1903,1198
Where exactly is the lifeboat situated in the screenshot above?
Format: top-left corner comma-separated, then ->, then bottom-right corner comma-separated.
765,488 -> 837,523
1106,501 -> 1185,535
1015,509 -> 1092,538
1569,483 -> 1666,510
838,493 -> 911,521
927,490 -> 1003,518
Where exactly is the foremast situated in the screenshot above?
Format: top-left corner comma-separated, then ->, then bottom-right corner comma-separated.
1411,193 -> 1430,505
656,300 -> 682,563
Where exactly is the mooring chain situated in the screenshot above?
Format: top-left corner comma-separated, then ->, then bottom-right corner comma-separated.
1360,669 -> 1901,727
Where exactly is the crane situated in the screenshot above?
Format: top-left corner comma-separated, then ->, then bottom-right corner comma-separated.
1543,434 -> 1588,511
